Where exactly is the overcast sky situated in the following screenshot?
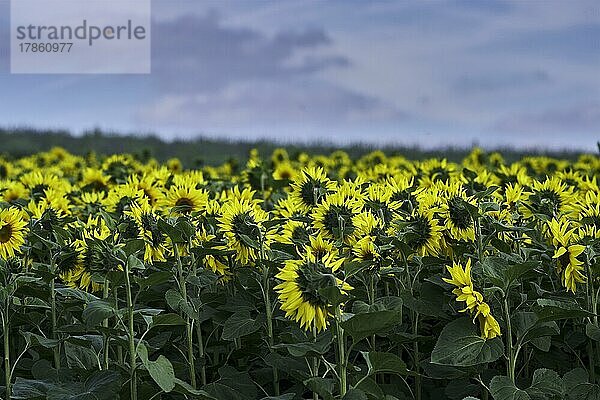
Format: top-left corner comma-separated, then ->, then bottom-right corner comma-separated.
0,0 -> 598,150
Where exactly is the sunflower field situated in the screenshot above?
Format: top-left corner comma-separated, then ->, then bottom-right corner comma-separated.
1,147 -> 600,400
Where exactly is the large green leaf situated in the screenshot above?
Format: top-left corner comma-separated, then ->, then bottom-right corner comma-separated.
481,256 -> 539,292
533,299 -> 593,322
221,311 -> 261,341
490,376 -> 530,400
82,300 -> 115,328
137,343 -> 176,393
563,368 -> 600,400
303,377 -> 335,400
341,309 -> 402,342
204,367 -> 258,400
360,351 -> 409,376
150,313 -> 187,328
513,312 -> 559,347
12,371 -> 121,400
526,369 -> 563,399
431,317 -> 504,367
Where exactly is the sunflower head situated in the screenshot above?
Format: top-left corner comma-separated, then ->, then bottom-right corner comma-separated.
275,253 -> 349,331
0,207 -> 27,260
218,198 -> 268,265
312,192 -> 363,243
290,167 -> 335,212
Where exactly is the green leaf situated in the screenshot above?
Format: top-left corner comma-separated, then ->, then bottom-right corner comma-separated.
22,332 -> 60,349
526,369 -> 563,399
482,257 -> 539,292
204,367 -> 258,400
361,351 -> 409,376
272,333 -> 332,357
165,289 -> 196,319
157,218 -> 194,244
563,368 -> 600,399
513,312 -> 559,346
135,271 -> 172,289
490,376 -> 530,400
586,323 -> 600,342
431,317 -> 504,367
127,254 -> 145,270
64,341 -> 99,370
341,309 -> 402,342
318,286 -> 350,306
82,300 -> 115,328
138,344 -> 176,393
150,313 -> 187,328
303,377 -> 335,400
354,376 -> 384,400
172,378 -> 216,399
533,299 -> 593,322
343,388 -> 368,400
222,311 -> 261,341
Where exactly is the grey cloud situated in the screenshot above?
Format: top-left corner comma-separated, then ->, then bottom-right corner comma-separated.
0,2 -> 9,71
136,79 -> 407,129
454,70 -> 551,94
493,103 -> 600,133
150,12 -> 350,93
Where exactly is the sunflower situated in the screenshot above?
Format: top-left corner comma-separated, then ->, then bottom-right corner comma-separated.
127,175 -> 163,208
277,219 -> 310,247
20,171 -> 69,200
80,168 -> 110,192
217,197 -> 268,265
521,177 -> 576,219
273,197 -> 305,219
106,184 -> 144,214
352,236 -> 380,263
62,217 -> 115,292
440,189 -> 476,242
418,158 -> 458,187
125,200 -> 168,264
312,191 -> 364,243
1,181 -> 27,203
191,228 -> 231,280
392,209 -> 444,256
161,179 -> 208,215
496,163 -> 532,187
273,162 -> 297,181
271,148 -> 289,166
275,252 -> 351,331
166,158 -> 183,173
363,183 -> 402,226
444,259 -> 501,339
0,207 -> 27,260
305,233 -> 338,261
547,218 -> 586,293
290,167 -> 336,213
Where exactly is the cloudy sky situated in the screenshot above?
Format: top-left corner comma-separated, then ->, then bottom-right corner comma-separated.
0,0 -> 598,150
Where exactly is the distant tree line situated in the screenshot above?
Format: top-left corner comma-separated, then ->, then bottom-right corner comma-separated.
0,127 -> 588,168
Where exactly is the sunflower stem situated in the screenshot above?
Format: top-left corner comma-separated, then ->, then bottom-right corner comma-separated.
262,259 -> 279,395
193,254 -> 207,386
102,278 -> 110,370
114,288 -> 124,367
334,305 -> 347,396
50,276 -> 60,370
174,244 -> 196,389
312,324 -> 319,400
124,258 -> 137,400
3,302 -> 11,400
413,312 -> 421,400
259,228 -> 279,396
503,295 -> 516,383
